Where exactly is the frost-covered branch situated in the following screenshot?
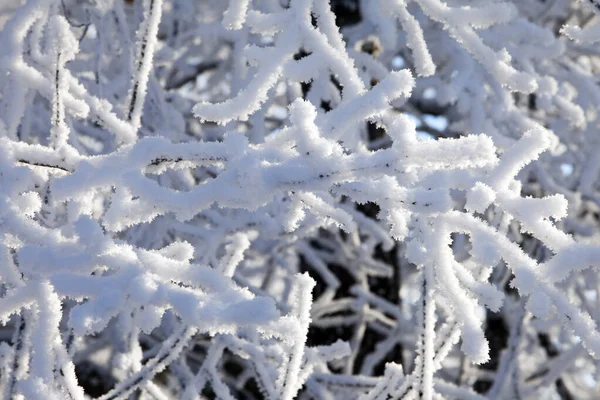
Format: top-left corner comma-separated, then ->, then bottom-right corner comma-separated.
1,0 -> 599,399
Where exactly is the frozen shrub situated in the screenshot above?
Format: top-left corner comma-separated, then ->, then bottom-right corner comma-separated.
0,0 -> 599,398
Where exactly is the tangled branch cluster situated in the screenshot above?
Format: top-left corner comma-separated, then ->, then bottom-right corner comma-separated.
1,0 -> 600,399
